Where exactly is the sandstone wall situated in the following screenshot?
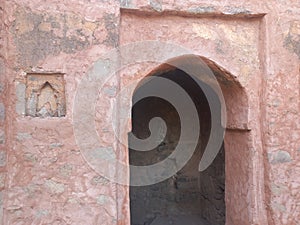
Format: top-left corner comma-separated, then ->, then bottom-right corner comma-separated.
0,0 -> 299,225
2,0 -> 124,224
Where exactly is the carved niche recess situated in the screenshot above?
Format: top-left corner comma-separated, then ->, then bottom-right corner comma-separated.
26,73 -> 66,117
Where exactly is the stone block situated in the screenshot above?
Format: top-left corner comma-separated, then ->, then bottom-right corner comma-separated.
16,83 -> 26,115
45,179 -> 65,195
0,151 -> 6,167
26,73 -> 66,117
268,150 -> 292,164
0,130 -> 4,145
0,103 -> 5,121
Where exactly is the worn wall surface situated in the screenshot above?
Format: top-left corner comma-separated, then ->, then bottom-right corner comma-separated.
0,0 -> 299,225
0,1 -> 8,223
2,0 -> 124,224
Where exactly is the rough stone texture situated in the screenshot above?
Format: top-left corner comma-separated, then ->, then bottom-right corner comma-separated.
44,179 -> 65,195
119,12 -> 263,225
0,103 -> 5,122
0,1 -> 7,223
0,152 -> 6,167
16,132 -> 32,141
0,1 -> 299,225
15,82 -> 26,116
25,73 -> 66,117
0,174 -> 6,189
0,131 -> 4,145
3,0 -> 121,225
11,7 -> 102,67
284,21 -> 300,59
268,150 -> 292,164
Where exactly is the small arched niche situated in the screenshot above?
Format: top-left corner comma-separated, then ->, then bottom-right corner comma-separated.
128,55 -> 249,225
36,82 -> 58,117
25,73 -> 66,118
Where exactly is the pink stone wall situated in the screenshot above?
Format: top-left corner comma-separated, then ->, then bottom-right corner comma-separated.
1,0 -> 299,224
0,1 -> 8,223
2,0 -> 124,224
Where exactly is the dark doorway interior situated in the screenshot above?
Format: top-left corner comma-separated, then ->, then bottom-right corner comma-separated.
129,68 -> 225,225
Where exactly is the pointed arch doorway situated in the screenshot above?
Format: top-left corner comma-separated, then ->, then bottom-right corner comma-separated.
128,55 -> 250,225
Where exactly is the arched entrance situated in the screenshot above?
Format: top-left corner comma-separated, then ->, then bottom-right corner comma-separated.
128,55 -> 249,225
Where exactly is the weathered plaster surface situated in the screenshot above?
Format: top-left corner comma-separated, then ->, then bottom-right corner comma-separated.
0,0 -> 8,223
3,0 -> 122,224
0,0 -> 299,224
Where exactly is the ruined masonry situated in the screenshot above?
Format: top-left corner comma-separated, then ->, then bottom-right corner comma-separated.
0,0 -> 299,225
